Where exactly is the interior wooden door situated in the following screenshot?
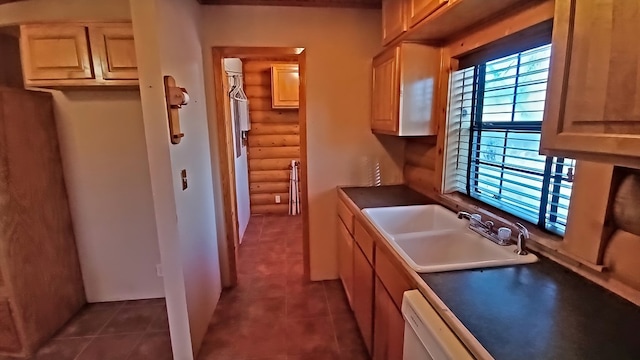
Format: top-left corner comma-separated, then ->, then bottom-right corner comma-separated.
408,0 -> 448,27
372,47 -> 399,134
353,242 -> 374,355
541,0 -> 640,161
20,24 -> 93,81
89,24 -> 138,80
382,0 -> 407,45
271,64 -> 299,108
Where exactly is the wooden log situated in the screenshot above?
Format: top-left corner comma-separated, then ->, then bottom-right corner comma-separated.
250,193 -> 290,206
250,123 -> 300,135
243,71 -> 271,86
248,134 -> 299,147
404,165 -> 437,196
250,170 -> 290,182
250,204 -> 290,215
613,173 -> 640,237
243,60 -> 296,73
405,140 -> 438,170
250,110 -> 298,123
244,85 -> 271,99
249,146 -> 300,159
250,182 -> 291,194
248,97 -> 274,111
250,158 -> 298,171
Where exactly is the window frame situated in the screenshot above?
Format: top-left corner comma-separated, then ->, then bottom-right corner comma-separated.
458,45 -> 572,236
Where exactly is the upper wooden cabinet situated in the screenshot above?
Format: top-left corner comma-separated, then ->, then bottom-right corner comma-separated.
271,64 -> 299,109
541,0 -> 640,162
89,24 -> 138,80
20,25 -> 93,82
382,0 -> 407,45
407,0 -> 448,28
20,23 -> 138,88
371,43 -> 441,136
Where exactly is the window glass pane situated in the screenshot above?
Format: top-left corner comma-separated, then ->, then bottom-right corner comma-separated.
445,44 -> 574,236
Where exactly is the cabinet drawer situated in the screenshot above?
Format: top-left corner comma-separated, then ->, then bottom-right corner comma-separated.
354,221 -> 375,265
376,247 -> 414,311
337,199 -> 355,235
0,300 -> 21,353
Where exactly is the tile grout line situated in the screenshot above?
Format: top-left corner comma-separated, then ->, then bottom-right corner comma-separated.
323,280 -> 343,357
71,302 -> 126,360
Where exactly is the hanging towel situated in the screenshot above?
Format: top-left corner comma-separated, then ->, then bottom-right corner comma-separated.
289,160 -> 300,215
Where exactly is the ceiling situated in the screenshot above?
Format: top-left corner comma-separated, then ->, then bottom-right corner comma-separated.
197,0 -> 381,9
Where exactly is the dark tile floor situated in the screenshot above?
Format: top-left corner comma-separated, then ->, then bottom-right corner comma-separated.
28,298 -> 171,360
198,215 -> 369,360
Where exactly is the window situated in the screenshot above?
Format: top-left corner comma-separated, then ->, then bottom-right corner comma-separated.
444,44 -> 575,236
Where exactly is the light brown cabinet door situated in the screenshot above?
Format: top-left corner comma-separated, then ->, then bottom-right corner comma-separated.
372,47 -> 399,134
382,0 -> 407,45
20,25 -> 93,81
373,278 -> 405,360
271,64 -> 299,109
337,217 -> 354,308
541,0 -> 640,162
353,242 -> 374,355
89,24 -> 138,80
408,0 -> 448,27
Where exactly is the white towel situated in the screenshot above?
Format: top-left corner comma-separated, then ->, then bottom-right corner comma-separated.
289,160 -> 300,215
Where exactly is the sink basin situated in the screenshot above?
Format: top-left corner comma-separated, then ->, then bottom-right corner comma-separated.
361,205 -> 465,237
362,205 -> 538,273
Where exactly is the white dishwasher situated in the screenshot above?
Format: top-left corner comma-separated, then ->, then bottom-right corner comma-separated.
402,290 -> 474,360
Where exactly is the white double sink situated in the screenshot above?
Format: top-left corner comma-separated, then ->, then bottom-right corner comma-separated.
362,205 -> 538,273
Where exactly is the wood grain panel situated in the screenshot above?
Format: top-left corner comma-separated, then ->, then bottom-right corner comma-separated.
250,123 -> 300,135
250,193 -> 290,205
250,110 -> 299,123
249,170 -> 290,182
604,230 -> 640,291
249,158 -> 298,171
0,89 -> 85,356
244,85 -> 271,98
405,138 -> 438,170
244,58 -> 300,214
250,182 -> 290,194
248,134 -> 300,147
612,173 -> 640,237
249,146 -> 300,159
0,33 -> 23,88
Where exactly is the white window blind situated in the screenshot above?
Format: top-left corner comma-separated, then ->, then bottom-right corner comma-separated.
444,44 -> 574,236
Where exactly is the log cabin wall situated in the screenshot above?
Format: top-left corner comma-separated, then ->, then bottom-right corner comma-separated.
403,137 -> 439,195
243,58 -> 300,214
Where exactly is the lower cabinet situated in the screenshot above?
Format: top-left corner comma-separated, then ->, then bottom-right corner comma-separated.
374,277 -> 405,360
353,242 -> 374,355
337,217 -> 354,308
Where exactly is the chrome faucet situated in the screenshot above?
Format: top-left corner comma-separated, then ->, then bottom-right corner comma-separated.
514,223 -> 530,255
457,211 -> 472,220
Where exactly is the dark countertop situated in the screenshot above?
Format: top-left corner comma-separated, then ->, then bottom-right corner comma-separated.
340,185 -> 640,360
340,185 -> 433,209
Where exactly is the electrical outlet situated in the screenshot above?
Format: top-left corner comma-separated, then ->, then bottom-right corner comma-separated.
275,195 -> 281,204
181,169 -> 188,190
156,264 -> 163,277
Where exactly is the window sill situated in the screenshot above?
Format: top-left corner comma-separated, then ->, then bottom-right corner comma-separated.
437,192 -> 563,250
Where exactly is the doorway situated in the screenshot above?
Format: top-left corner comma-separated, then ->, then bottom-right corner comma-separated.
211,47 -> 309,287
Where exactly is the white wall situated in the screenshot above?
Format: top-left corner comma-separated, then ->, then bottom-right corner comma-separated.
131,0 -> 221,358
224,58 -> 251,243
0,0 -> 164,302
50,91 -> 164,301
201,5 -> 405,281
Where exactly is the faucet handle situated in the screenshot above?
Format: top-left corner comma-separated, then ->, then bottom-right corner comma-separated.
515,222 -> 530,239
